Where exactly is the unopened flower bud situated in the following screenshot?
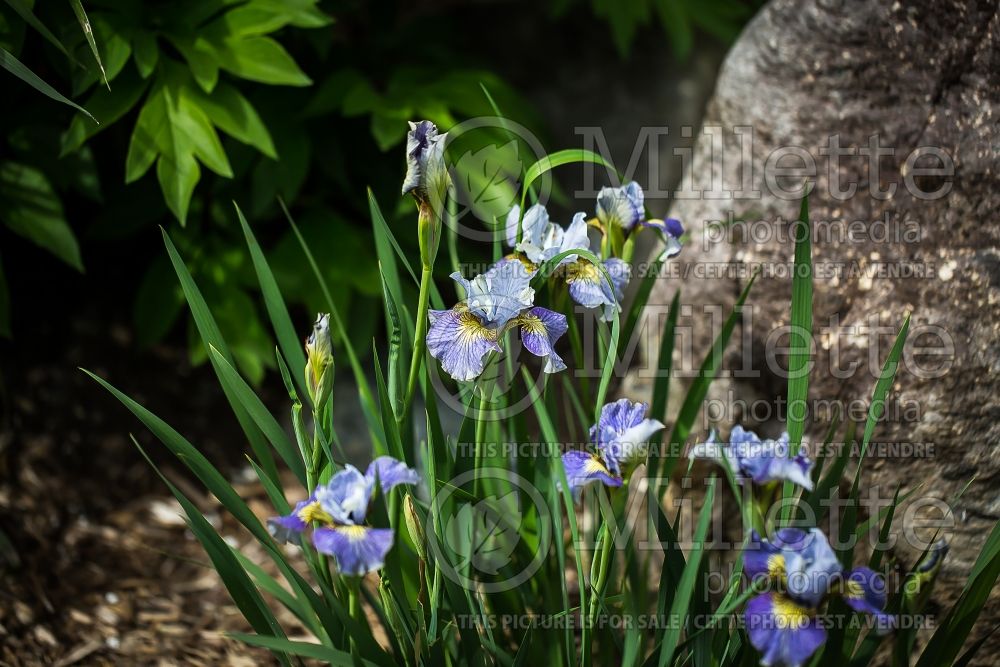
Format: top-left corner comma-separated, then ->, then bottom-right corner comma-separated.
305,313 -> 333,406
404,494 -> 426,561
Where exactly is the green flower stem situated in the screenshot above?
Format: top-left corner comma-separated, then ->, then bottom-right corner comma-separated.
400,265 -> 434,428
473,385 -> 489,499
583,522 -> 613,666
347,578 -> 362,653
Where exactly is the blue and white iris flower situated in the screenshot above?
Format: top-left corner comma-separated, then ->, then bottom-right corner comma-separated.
689,426 -> 814,491
503,204 -> 631,322
427,259 -> 568,381
268,457 -> 420,576
744,528 -> 892,667
595,181 -> 684,260
561,399 -> 664,499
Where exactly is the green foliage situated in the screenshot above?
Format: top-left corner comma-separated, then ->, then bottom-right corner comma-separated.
86,129 -> 999,666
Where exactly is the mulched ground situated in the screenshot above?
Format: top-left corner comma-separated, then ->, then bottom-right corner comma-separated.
0,307 -> 311,665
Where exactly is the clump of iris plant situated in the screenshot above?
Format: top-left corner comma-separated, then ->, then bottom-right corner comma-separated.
561,399 -> 664,498
427,259 -> 568,381
688,426 -> 815,490
269,456 -> 420,576
744,527 -> 892,667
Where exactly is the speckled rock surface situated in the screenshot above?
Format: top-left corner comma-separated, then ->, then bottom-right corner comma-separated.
633,0 -> 1000,658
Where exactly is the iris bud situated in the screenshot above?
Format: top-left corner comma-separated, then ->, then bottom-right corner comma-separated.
305,313 -> 334,408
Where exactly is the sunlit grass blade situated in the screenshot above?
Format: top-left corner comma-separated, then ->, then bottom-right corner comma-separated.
0,47 -> 96,122
659,271 -> 758,481
161,228 -> 277,480
519,149 -> 614,215
229,634 -> 365,666
68,0 -> 108,88
380,266 -> 405,419
650,290 -> 681,423
234,202 -> 309,403
657,477 -> 717,667
781,195 -> 812,524
208,345 -> 306,484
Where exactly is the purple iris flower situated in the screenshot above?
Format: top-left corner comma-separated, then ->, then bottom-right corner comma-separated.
641,217 -> 684,261
688,426 -> 814,491
590,398 -> 666,475
267,456 -> 420,576
504,206 -> 591,268
565,255 -> 630,322
427,260 -> 567,381
596,181 -> 645,231
595,181 -> 683,260
560,399 -> 665,498
744,528 -> 892,667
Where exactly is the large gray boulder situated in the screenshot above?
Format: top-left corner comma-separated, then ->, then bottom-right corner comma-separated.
632,0 -> 1000,659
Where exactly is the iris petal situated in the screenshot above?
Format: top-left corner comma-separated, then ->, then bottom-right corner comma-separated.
267,497 -> 314,544
450,260 -> 534,328
560,450 -> 622,500
315,466 -> 374,525
596,181 -> 644,231
505,204 -> 550,250
313,525 -> 395,576
426,308 -> 502,381
518,307 -> 568,373
640,217 -> 684,260
843,567 -> 893,630
366,456 -> 421,492
745,592 -> 826,667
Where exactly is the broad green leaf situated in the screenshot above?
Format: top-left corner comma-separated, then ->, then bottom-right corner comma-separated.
0,47 -> 96,122
128,68 -> 234,223
212,36 -> 312,86
131,29 -> 158,78
68,0 -> 108,87
132,255 -> 185,346
0,162 -> 83,271
193,83 -> 277,158
451,138 -> 521,225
